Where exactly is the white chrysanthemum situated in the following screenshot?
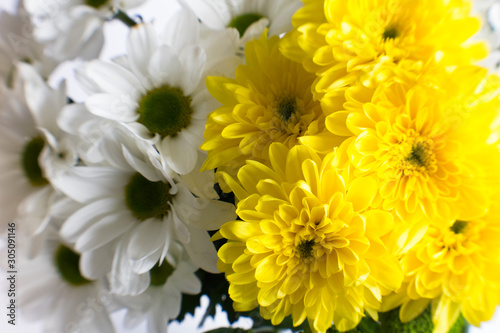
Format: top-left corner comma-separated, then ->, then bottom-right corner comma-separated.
18,230 -> 115,333
180,0 -> 302,48
113,241 -> 201,333
76,9 -> 240,175
0,64 -> 73,244
0,2 -> 57,83
56,127 -> 236,282
24,0 -> 147,62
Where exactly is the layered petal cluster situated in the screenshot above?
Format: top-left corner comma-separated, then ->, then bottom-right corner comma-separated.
202,33 -> 328,186
381,194 -> 500,333
280,0 -> 486,99
332,66 -> 500,223
215,143 -> 403,332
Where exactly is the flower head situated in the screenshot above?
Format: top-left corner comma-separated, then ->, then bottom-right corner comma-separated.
332,66 -> 500,222
381,195 -> 500,333
77,13 -> 240,176
201,33 -> 329,185
214,143 -> 403,332
281,0 -> 486,97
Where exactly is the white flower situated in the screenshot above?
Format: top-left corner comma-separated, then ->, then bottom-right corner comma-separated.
18,229 -> 115,333
0,64 -> 72,247
0,2 -> 57,83
112,241 -> 201,333
24,0 -> 147,62
180,0 -> 303,48
76,9 -> 240,176
56,127 -> 236,284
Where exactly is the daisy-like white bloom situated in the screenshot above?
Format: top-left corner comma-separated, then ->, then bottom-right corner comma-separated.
201,33 -> 327,189
0,1 -> 57,84
181,0 -> 302,49
24,0 -> 147,62
56,127 -> 236,284
215,142 -> 403,332
0,64 -> 75,244
331,66 -> 500,223
113,241 -> 201,333
280,0 -> 487,101
18,229 -> 115,333
380,195 -> 500,333
77,9 -> 241,176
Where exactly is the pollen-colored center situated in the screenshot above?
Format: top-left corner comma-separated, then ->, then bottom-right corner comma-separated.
85,0 -> 109,9
125,173 -> 174,221
228,13 -> 265,37
54,245 -> 92,286
276,97 -> 297,123
137,85 -> 193,138
382,25 -> 399,40
398,138 -> 436,174
297,239 -> 315,259
149,260 -> 174,286
21,137 -> 48,187
450,220 -> 468,234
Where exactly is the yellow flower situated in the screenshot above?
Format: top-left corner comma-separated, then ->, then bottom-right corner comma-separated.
381,196 -> 500,333
213,143 -> 403,332
331,66 -> 500,223
201,33 -> 334,187
280,0 -> 486,98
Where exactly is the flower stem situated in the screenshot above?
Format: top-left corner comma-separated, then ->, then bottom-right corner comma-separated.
111,9 -> 138,28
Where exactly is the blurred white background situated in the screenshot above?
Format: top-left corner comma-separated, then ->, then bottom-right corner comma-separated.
0,0 -> 499,332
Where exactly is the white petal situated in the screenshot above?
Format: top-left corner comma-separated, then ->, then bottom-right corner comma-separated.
79,242 -> 114,279
86,93 -> 138,122
127,23 -> 158,86
171,208 -> 191,244
147,45 -> 182,87
58,165 -> 131,201
160,134 -> 198,175
60,198 -> 120,242
110,235 -> 150,296
81,60 -> 144,96
161,7 -> 200,50
75,211 -> 135,253
127,219 -> 166,262
195,200 -> 236,230
178,46 -> 206,95
131,247 -> 162,274
185,227 -> 219,273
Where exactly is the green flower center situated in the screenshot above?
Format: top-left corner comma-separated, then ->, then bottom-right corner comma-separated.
54,245 -> 92,286
276,97 -> 298,123
21,137 -> 48,187
137,85 -> 193,138
450,220 -> 468,234
228,13 -> 265,37
383,25 -> 399,40
149,261 -> 175,286
405,142 -> 428,168
297,239 -> 315,259
85,0 -> 109,9
125,173 -> 174,221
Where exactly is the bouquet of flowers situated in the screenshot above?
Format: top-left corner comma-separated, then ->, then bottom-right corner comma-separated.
1,0 -> 500,332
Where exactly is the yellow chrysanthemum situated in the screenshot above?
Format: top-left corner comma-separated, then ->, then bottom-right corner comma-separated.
201,33 -> 336,187
331,66 -> 500,223
213,143 -> 403,332
281,0 -> 486,98
380,196 -> 500,333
